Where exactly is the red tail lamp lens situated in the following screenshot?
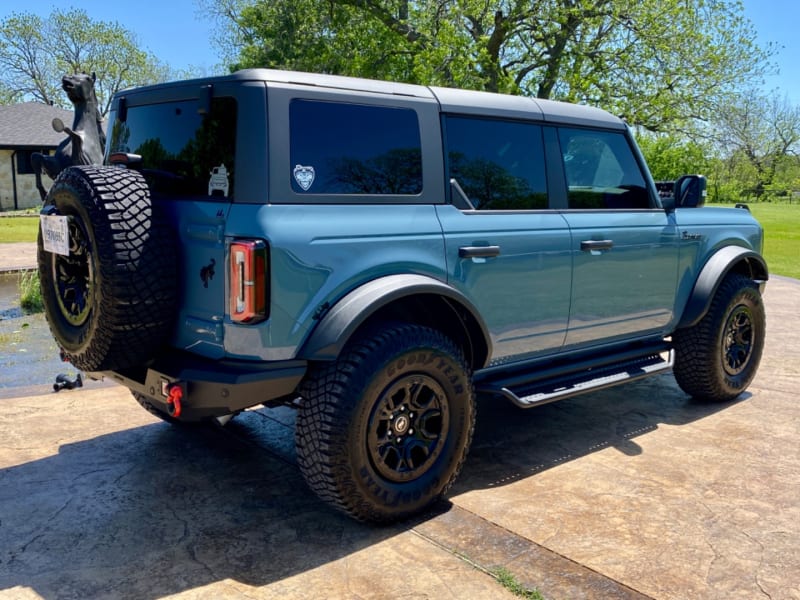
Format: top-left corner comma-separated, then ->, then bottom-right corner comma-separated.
229,240 -> 268,323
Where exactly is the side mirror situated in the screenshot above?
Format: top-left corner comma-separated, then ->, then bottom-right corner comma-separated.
674,175 -> 707,208
52,117 -> 65,133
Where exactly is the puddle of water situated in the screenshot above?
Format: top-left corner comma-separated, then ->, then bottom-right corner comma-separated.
0,272 -> 81,390
0,272 -> 24,319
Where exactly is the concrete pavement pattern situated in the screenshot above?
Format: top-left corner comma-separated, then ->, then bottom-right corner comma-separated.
0,277 -> 798,599
0,243 -> 37,274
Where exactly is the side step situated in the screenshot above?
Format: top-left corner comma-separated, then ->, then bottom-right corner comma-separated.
477,348 -> 674,409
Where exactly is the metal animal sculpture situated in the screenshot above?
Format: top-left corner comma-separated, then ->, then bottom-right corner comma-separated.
31,72 -> 106,201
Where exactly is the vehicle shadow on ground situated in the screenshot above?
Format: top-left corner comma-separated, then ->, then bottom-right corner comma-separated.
0,411 -> 403,598
0,373 -> 743,598
457,373 -> 747,493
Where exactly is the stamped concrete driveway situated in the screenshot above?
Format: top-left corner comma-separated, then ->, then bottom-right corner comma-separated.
0,277 -> 798,599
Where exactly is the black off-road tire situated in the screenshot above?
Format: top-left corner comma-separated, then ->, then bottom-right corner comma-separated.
295,324 -> 476,523
673,273 -> 765,402
38,165 -> 178,372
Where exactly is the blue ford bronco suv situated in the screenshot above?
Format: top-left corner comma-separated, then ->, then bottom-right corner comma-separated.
37,69 -> 767,523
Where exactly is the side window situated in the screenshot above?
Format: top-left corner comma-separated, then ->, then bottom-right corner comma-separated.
558,128 -> 650,209
109,97 -> 237,200
444,116 -> 547,210
290,99 -> 422,195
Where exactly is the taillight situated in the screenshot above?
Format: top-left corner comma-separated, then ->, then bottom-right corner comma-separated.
229,239 -> 268,323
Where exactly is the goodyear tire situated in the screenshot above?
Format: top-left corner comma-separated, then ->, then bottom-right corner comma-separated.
673,273 -> 765,402
37,166 -> 177,372
295,324 -> 476,523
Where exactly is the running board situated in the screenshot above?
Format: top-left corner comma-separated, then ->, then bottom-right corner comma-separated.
477,351 -> 674,409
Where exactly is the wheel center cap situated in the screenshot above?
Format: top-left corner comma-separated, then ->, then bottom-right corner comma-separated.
394,415 -> 410,434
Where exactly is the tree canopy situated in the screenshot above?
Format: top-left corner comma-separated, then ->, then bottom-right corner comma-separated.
0,8 -> 171,115
710,89 -> 800,199
203,0 -> 774,132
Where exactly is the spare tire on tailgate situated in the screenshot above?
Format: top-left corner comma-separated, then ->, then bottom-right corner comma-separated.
38,165 -> 178,372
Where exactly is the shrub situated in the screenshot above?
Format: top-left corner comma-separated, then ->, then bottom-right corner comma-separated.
19,270 -> 44,313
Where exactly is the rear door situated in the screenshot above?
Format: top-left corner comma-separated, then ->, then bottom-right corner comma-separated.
554,127 -> 680,348
437,115 -> 572,364
106,83 -> 242,358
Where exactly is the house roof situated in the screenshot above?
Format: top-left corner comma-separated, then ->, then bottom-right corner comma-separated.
0,102 -> 74,149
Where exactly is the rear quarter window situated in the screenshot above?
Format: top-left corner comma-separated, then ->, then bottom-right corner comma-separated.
289,99 -> 422,195
108,97 -> 237,200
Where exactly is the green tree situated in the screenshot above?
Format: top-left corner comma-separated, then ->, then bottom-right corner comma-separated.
0,8 -> 171,115
770,155 -> 800,200
636,133 -> 711,181
203,0 -> 773,132
0,81 -> 19,104
712,90 -> 800,199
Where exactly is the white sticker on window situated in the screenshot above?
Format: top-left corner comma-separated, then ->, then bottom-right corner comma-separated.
40,215 -> 69,256
208,164 -> 230,197
293,164 -> 315,191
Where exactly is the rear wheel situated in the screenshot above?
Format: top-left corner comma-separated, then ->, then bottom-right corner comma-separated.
673,273 -> 765,402
295,324 -> 475,523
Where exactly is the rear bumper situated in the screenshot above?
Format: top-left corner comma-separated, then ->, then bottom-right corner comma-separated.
95,351 -> 307,420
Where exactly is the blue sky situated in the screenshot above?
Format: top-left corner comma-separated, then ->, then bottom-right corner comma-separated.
2,0 -> 799,104
742,0 -> 800,104
0,0 -> 222,74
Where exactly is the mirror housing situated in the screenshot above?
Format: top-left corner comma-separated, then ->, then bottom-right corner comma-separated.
674,175 -> 707,208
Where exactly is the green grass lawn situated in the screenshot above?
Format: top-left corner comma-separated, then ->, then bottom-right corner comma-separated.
0,215 -> 39,243
2,204 -> 798,278
747,203 -> 800,280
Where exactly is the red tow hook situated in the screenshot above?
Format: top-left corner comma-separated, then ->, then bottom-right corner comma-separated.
166,385 -> 184,418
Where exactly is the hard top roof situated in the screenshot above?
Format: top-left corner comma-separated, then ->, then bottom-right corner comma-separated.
119,68 -> 626,130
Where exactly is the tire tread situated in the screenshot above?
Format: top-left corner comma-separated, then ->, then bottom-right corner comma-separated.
295,324 -> 475,523
38,165 -> 178,371
673,273 -> 764,402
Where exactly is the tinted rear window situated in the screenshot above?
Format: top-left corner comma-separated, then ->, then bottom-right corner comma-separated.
108,97 -> 237,199
444,115 -> 548,210
289,99 -> 422,195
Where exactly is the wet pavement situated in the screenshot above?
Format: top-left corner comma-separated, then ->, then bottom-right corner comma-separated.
0,272 -> 85,397
0,242 -> 799,598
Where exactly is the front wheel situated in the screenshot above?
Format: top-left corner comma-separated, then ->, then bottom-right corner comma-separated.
673,273 -> 765,402
295,324 -> 475,523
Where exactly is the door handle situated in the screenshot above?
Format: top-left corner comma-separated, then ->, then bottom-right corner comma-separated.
459,245 -> 501,258
580,240 -> 614,252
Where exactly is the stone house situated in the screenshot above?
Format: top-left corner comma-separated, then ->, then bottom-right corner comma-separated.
0,102 -> 74,211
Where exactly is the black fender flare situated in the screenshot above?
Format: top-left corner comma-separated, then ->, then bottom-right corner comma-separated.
298,274 -> 492,369
677,246 -> 768,329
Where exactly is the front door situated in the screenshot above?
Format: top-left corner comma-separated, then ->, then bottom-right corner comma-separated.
554,127 -> 680,348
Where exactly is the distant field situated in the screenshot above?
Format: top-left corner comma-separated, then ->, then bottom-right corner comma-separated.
1,204 -> 798,278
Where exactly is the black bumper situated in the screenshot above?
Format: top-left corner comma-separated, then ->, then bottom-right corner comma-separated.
97,351 -> 307,420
